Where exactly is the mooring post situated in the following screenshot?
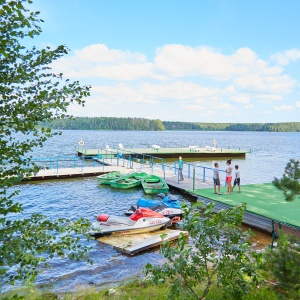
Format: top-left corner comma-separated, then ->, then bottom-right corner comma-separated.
203,167 -> 206,182
193,167 -> 196,191
188,163 -> 190,178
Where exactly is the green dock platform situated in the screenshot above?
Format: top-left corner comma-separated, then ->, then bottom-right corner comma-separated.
190,183 -> 300,234
76,146 -> 248,159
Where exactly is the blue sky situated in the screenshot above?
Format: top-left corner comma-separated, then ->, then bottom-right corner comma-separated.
30,0 -> 300,122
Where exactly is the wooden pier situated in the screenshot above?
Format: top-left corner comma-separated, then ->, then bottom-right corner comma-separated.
76,146 -> 248,159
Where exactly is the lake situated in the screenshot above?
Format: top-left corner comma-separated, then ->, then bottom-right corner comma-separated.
7,130 -> 300,292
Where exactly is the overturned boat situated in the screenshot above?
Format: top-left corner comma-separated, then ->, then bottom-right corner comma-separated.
89,207 -> 171,237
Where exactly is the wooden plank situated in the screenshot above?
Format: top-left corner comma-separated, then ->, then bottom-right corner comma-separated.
97,229 -> 188,255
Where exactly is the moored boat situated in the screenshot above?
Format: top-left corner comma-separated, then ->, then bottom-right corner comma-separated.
141,175 -> 169,194
89,207 -> 171,237
110,173 -> 141,189
96,171 -> 121,185
132,172 -> 148,179
124,196 -> 182,222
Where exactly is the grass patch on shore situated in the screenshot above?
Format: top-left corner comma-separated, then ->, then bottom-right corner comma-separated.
1,279 -> 280,300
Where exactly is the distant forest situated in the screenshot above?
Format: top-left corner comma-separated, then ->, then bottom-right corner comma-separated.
44,117 -> 300,132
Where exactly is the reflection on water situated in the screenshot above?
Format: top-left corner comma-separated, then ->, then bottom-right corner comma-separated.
7,131 -> 299,292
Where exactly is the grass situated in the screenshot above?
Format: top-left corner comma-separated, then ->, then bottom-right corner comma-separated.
1,278 -> 281,300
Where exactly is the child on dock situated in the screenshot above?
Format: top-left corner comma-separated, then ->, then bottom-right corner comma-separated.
213,162 -> 221,195
232,165 -> 241,193
225,159 -> 233,194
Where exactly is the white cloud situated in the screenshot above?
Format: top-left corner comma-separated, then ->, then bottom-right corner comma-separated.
75,44 -> 147,63
154,45 -> 283,81
50,43 -> 300,121
271,48 -> 300,66
233,74 -> 295,94
232,95 -> 250,104
52,44 -> 165,81
274,105 -> 293,111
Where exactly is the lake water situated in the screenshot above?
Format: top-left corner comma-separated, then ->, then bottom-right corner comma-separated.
6,130 -> 300,292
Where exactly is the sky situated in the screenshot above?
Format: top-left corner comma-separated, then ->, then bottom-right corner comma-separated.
29,0 -> 300,123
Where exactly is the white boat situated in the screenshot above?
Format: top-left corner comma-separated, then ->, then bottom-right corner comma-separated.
89,207 -> 171,237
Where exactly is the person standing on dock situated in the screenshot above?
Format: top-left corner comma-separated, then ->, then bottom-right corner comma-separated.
213,162 -> 221,195
225,159 -> 233,194
232,165 -> 241,193
178,156 -> 184,181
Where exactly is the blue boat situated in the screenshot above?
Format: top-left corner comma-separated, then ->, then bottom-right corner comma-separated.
124,196 -> 182,222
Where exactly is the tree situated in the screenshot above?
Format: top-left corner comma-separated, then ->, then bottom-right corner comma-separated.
260,232 -> 300,299
273,159 -> 300,202
0,0 -> 91,287
146,202 -> 258,300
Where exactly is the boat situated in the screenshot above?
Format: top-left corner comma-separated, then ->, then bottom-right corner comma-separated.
124,196 -> 182,223
141,175 -> 169,194
96,171 -> 121,185
89,207 -> 171,237
110,173 -> 141,189
132,172 -> 148,179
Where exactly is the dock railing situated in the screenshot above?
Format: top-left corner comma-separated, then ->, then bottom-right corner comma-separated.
31,151 -> 226,190
171,162 -> 227,190
31,156 -> 104,174
92,149 -> 228,190
100,148 -> 167,178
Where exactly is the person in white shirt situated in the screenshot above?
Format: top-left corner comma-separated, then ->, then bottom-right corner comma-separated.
232,165 -> 241,193
213,162 -> 221,195
225,159 -> 233,194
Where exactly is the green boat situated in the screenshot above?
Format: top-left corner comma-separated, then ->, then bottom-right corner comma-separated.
110,173 -> 141,189
96,171 -> 121,185
132,172 -> 148,179
141,175 -> 169,194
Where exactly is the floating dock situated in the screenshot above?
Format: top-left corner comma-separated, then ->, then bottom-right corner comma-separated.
24,166 -> 123,181
76,146 -> 248,159
189,183 -> 300,242
97,229 -> 188,255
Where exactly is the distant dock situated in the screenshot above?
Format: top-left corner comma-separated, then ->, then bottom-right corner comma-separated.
76,146 -> 249,159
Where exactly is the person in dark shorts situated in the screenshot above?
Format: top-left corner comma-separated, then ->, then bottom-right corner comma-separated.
232,165 -> 241,192
213,162 -> 221,195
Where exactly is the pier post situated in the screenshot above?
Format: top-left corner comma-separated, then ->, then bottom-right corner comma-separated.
174,162 -> 176,174
203,167 -> 206,182
193,167 -> 195,191
188,163 -> 190,178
